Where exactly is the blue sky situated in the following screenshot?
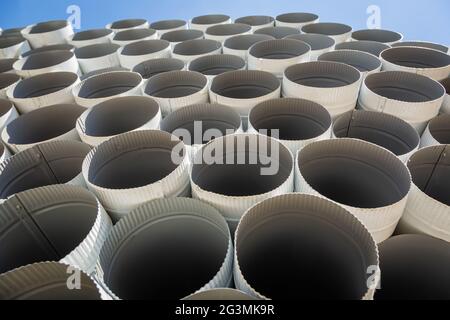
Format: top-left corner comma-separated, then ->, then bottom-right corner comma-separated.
1,0 -> 448,44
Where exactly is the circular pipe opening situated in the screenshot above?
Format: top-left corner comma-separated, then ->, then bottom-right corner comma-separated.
0,73 -> 20,91
205,23 -> 251,37
381,47 -> 450,69
1,27 -> 25,36
441,77 -> 450,95
408,145 -> 450,206
80,67 -> 128,81
133,58 -> 184,79
191,134 -> 292,197
76,71 -> 142,99
86,130 -> 185,190
82,96 -> 160,137
72,29 -> 113,42
0,59 -> 17,73
0,140 -> 91,199
3,103 -> 84,145
29,20 -> 68,34
333,110 -> 420,157
302,22 -> 352,36
173,39 -> 221,57
144,70 -> 207,99
427,114 -> 450,144
235,16 -> 274,27
210,70 -> 280,99
0,36 -> 26,49
161,29 -> 204,43
188,54 -> 245,76
352,29 -> 403,44
254,26 -> 300,39
160,103 -> 241,146
249,39 -> 310,60
150,19 -> 186,31
364,71 -> 445,103
109,19 -> 147,30
113,29 -> 156,42
392,41 -> 449,54
335,40 -> 390,57
298,139 -> 411,208
284,61 -> 361,88
75,43 -> 120,60
21,44 -> 75,58
120,39 -> 170,56
376,235 -> 450,300
0,262 -> 102,300
318,50 -> 381,73
224,34 -> 274,51
99,198 -> 231,300
0,98 -> 14,118
191,14 -> 231,26
0,185 -> 100,274
15,50 -> 74,71
235,194 -> 378,299
249,98 -> 331,141
276,12 -> 319,25
11,72 -> 78,99
285,33 -> 335,51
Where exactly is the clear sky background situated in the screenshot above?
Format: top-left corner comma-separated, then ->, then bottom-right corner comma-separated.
1,0 -> 448,45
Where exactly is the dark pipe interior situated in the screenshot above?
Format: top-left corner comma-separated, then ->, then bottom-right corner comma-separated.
352,29 -> 402,43
22,44 -> 74,58
161,29 -> 203,43
30,20 -> 68,34
191,14 -> 230,25
302,23 -> 352,36
0,141 -> 91,199
0,189 -> 97,274
6,104 -> 84,144
110,19 -> 147,30
113,29 -> 155,41
173,39 -> 221,56
0,98 -> 14,117
75,43 -> 120,60
103,214 -> 228,300
189,55 -> 245,76
381,47 -> 450,69
211,71 -> 280,99
237,202 -> 373,299
298,141 -> 411,208
428,114 -> 450,144
235,16 -> 274,26
0,59 -> 17,73
255,26 -> 300,39
250,99 -> 331,140
12,72 -> 78,99
191,135 -> 292,196
286,34 -> 335,51
150,19 -> 186,30
133,58 -> 184,79
365,72 -> 444,103
121,40 -> 169,56
88,133 -> 182,189
206,24 -> 251,36
22,50 -> 73,70
318,51 -> 381,73
72,29 -> 113,41
392,41 -> 448,54
224,34 -> 274,51
335,41 -> 390,57
376,235 -> 450,300
250,39 -> 310,60
408,145 -> 450,206
276,12 -> 319,23
334,110 -> 419,156
145,71 -> 206,98
285,62 -> 360,88
85,97 -> 159,136
0,73 -> 20,90
0,36 -> 26,49
78,72 -> 141,99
